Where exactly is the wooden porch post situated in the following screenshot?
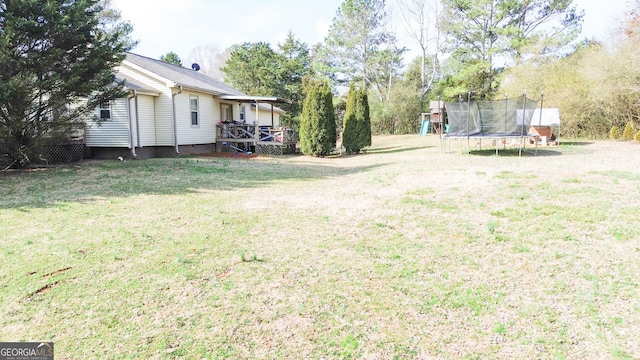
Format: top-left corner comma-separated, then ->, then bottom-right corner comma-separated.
255,100 -> 260,143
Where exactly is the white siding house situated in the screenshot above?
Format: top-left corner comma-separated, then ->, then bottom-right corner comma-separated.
85,52 -> 289,159
85,98 -> 130,147
136,95 -> 156,147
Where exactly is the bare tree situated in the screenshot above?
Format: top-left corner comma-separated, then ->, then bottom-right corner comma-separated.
186,45 -> 231,81
397,0 -> 442,96
318,0 -> 405,103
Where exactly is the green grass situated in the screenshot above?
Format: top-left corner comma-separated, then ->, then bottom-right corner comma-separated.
1,135 -> 640,358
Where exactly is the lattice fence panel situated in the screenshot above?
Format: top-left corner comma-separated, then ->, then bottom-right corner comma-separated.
216,142 -> 297,156
256,144 -> 282,156
42,143 -> 86,164
256,144 -> 297,156
216,143 -> 254,154
216,143 -> 236,154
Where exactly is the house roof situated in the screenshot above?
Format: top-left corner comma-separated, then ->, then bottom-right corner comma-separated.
121,53 -> 286,113
219,95 -> 291,104
250,103 -> 285,114
221,95 -> 289,113
123,52 -> 245,96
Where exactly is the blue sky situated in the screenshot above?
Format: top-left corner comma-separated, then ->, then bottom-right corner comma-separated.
112,0 -> 629,64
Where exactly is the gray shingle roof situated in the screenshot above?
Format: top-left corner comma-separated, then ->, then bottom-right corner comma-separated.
124,52 -> 245,96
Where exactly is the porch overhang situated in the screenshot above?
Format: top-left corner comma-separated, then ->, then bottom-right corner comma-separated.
219,95 -> 290,127
218,95 -> 292,104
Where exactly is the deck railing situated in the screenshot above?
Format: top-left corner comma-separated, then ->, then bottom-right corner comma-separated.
216,123 -> 297,145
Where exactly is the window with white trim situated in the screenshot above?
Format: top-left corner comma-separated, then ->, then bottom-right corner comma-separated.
239,105 -> 246,121
190,96 -> 199,126
99,101 -> 111,120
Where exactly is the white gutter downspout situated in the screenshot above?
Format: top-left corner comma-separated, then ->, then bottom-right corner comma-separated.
171,85 -> 183,154
126,93 -> 138,157
134,90 -> 141,149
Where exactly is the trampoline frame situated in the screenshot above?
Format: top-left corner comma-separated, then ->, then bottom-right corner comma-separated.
439,91 -> 545,156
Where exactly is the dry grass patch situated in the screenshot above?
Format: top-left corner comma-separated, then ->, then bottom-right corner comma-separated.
1,135 -> 640,359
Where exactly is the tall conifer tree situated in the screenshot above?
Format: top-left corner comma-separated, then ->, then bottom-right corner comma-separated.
300,82 -> 335,156
342,83 -> 371,154
0,0 -> 134,168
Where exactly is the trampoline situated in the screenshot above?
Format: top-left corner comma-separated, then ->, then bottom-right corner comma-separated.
442,92 -> 541,155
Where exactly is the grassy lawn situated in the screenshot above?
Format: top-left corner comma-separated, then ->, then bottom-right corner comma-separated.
1,135 -> 639,359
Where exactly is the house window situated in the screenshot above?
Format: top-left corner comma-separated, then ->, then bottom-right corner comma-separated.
239,105 -> 246,121
99,101 -> 111,120
190,96 -> 199,126
221,103 -> 233,122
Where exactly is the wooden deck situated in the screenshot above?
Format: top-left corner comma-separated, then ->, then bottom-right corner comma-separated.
216,123 -> 298,154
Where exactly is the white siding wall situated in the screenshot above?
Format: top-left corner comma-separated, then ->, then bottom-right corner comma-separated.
212,98 -> 221,126
153,91 -> 173,146
128,97 -> 138,146
85,98 -> 130,147
136,95 -> 156,146
175,91 -> 217,145
117,65 -> 172,146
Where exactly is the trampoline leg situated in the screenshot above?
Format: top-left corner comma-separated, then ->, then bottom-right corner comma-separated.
519,136 -> 523,157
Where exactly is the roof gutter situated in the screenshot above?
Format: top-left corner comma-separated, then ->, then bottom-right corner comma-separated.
171,85 -> 183,154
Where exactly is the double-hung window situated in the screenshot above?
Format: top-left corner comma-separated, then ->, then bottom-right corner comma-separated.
190,96 -> 199,127
99,101 -> 111,121
239,105 -> 246,121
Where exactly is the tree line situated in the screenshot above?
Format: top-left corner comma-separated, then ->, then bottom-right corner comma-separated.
3,0 -> 639,167
213,0 -> 639,140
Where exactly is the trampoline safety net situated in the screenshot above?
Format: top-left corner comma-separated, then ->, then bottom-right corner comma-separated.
444,96 -> 539,137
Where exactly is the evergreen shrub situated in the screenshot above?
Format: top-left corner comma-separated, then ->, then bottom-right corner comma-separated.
299,82 -> 336,156
342,83 -> 372,154
622,122 -> 634,141
609,126 -> 620,140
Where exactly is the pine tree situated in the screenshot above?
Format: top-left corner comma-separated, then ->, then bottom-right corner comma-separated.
0,0 -> 134,168
440,0 -> 582,100
357,88 -> 372,148
300,82 -> 336,156
159,52 -> 183,67
342,84 -> 358,153
610,126 -> 621,140
623,121 -> 634,141
342,83 -> 372,154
